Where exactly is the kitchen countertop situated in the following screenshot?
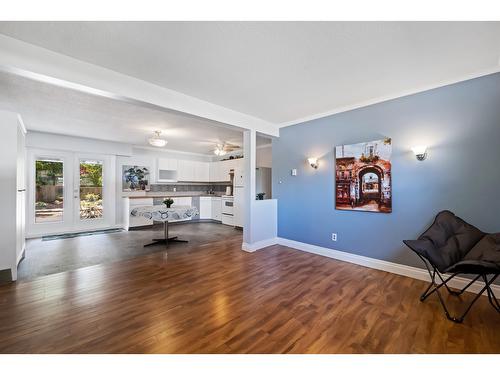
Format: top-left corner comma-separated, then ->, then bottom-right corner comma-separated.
124,192 -> 225,199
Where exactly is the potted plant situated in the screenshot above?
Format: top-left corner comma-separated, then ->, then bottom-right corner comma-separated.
163,198 -> 174,208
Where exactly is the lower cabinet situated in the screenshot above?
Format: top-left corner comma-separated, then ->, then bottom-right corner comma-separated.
199,197 -> 212,219
200,197 -> 222,221
124,196 -> 223,231
211,197 -> 222,221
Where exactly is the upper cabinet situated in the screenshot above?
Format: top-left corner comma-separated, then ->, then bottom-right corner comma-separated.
210,158 -> 244,182
195,162 -> 210,182
157,158 -> 178,182
177,159 -> 194,181
177,160 -> 209,182
156,157 -> 243,183
158,158 -> 178,171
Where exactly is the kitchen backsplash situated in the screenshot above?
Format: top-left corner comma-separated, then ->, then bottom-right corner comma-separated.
150,183 -> 229,193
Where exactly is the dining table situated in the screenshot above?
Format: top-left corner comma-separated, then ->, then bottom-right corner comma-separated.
130,205 -> 199,248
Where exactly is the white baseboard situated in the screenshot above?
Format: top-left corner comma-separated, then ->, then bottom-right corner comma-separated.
242,237 -> 279,252
277,237 -> 500,296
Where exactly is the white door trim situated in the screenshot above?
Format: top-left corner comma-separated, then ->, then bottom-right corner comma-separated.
27,148 -> 116,237
27,148 -> 73,237
74,153 -> 114,231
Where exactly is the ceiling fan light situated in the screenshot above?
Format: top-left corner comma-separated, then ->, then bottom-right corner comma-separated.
214,145 -> 227,156
148,130 -> 167,147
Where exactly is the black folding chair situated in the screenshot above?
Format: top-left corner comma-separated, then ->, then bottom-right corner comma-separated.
404,210 -> 500,323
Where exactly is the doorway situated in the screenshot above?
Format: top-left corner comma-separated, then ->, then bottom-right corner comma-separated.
27,149 -> 115,237
358,167 -> 382,204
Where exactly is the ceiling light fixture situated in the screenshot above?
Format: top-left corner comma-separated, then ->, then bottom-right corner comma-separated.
148,130 -> 167,147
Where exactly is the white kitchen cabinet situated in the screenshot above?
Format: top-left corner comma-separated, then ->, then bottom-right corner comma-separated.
208,162 -> 217,182
216,159 -> 234,182
158,158 -> 243,183
220,160 -> 232,181
195,162 -> 210,182
209,161 -> 222,182
232,158 -> 244,171
211,197 -> 222,221
199,197 -> 212,219
208,159 -> 243,182
158,157 -> 178,171
177,160 -> 195,181
171,196 -> 192,207
157,157 -> 178,182
177,160 -> 210,182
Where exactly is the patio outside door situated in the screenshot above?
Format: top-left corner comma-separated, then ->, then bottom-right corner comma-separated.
28,149 -> 114,237
74,154 -> 113,231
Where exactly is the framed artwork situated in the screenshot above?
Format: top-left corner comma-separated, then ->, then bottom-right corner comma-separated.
335,138 -> 392,213
122,165 -> 150,191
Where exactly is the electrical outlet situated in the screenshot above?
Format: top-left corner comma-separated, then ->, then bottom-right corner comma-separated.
331,233 -> 337,241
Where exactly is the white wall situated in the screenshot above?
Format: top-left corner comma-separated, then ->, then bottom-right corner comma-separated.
242,199 -> 278,252
0,111 -> 20,276
27,131 -> 133,156
256,167 -> 272,199
251,200 -> 277,242
256,145 -> 272,168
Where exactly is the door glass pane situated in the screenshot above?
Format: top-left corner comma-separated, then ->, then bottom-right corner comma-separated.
79,160 -> 103,220
35,159 -> 64,223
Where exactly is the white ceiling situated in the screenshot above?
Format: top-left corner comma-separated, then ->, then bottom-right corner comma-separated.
1,21 -> 499,125
0,70 -> 254,154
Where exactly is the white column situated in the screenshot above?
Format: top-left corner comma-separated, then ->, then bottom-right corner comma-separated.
242,131 -> 278,252
243,129 -> 256,245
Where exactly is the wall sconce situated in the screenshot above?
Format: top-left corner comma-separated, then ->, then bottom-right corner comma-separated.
411,145 -> 427,161
307,157 -> 319,169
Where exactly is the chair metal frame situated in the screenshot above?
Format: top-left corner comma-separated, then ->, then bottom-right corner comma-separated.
416,253 -> 499,323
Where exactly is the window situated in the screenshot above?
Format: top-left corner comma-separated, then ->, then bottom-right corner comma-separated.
35,159 -> 64,223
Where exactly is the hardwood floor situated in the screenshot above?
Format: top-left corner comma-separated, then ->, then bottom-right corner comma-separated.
18,222 -> 241,280
0,236 -> 499,353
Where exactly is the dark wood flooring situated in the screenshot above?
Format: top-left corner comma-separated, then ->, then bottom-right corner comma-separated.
18,222 -> 240,280
1,236 -> 499,353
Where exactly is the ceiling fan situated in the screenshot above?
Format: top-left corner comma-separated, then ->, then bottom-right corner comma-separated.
213,142 -> 240,156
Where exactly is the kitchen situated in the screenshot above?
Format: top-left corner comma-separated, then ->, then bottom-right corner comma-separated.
1,66 -> 273,280
123,155 -> 246,231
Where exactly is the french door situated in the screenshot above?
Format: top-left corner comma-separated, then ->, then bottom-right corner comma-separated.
27,149 -> 114,237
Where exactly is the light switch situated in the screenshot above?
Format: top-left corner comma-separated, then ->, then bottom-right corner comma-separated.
291,169 -> 297,176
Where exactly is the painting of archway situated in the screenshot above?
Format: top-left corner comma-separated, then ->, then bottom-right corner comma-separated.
335,138 -> 392,213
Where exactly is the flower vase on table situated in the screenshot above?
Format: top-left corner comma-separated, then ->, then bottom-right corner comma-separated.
163,198 -> 174,208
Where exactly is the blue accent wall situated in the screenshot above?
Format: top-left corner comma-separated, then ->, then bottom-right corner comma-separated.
272,72 -> 500,268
